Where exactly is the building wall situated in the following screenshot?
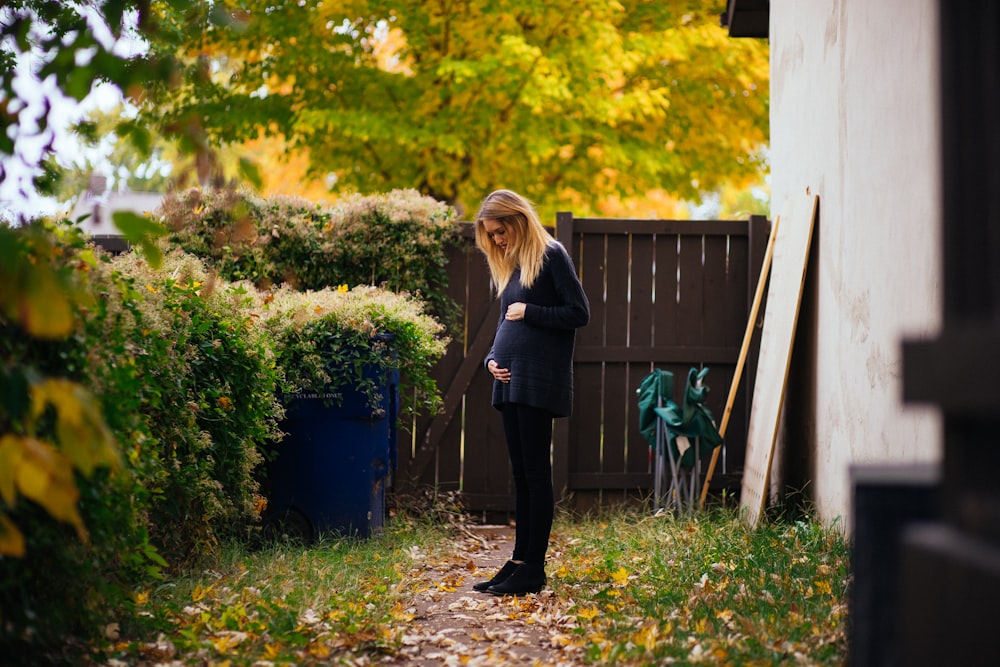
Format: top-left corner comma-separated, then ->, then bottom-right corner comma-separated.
769,0 -> 942,528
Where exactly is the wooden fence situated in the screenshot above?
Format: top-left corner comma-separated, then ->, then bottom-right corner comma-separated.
397,214 -> 771,518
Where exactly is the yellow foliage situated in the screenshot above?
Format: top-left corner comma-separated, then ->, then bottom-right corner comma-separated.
0,513 -> 25,557
31,378 -> 119,476
0,231 -> 78,339
0,434 -> 87,542
13,260 -> 76,339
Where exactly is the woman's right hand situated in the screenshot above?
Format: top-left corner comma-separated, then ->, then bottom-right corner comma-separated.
488,360 -> 511,383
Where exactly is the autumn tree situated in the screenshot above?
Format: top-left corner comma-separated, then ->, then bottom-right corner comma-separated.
144,0 -> 768,217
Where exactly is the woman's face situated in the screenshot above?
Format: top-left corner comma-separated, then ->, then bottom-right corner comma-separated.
483,219 -> 514,255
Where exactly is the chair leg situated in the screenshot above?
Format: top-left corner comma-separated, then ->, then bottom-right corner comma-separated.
687,438 -> 700,510
654,420 -> 664,510
665,434 -> 683,513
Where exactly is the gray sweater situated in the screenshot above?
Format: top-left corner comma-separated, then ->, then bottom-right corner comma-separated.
484,242 -> 590,417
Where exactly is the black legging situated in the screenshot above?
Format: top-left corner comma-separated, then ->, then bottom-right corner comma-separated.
500,403 -> 555,566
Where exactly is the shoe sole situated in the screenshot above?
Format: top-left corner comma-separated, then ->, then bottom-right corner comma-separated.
486,585 -> 544,596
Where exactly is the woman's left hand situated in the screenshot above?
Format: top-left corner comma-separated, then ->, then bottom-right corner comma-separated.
505,302 -> 526,321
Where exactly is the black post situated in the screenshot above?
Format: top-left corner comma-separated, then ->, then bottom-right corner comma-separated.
897,1 -> 1000,664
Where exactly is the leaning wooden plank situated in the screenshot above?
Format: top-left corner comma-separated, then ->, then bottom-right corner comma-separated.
740,192 -> 819,526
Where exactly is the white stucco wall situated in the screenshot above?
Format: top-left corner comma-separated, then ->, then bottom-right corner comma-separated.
768,0 -> 943,527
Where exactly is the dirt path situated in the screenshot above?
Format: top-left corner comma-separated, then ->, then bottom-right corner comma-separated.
381,525 -> 587,666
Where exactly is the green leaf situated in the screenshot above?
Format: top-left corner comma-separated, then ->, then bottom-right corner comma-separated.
65,66 -> 97,101
113,211 -> 167,268
118,120 -> 153,157
139,238 -> 164,268
14,16 -> 31,52
238,157 -> 263,190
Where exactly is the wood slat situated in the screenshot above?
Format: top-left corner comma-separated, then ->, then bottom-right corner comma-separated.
568,472 -> 654,489
571,232 -> 608,482
574,346 -> 739,363
571,218 -> 749,236
654,233 -> 681,348
677,234 -> 705,348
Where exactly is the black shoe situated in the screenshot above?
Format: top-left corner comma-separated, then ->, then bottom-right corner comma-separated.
472,560 -> 519,592
487,562 -> 546,596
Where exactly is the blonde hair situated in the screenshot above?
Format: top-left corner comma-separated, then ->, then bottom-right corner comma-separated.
474,189 -> 555,294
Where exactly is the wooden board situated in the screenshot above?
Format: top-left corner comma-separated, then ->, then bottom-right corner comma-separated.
740,193 -> 818,526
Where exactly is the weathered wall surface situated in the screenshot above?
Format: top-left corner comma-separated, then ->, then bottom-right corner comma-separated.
769,0 -> 943,528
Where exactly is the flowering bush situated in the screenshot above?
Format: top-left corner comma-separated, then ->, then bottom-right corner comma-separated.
259,284 -> 449,418
160,187 -> 460,329
109,250 -> 285,563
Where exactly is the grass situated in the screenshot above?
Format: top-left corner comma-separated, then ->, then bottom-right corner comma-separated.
104,511 -> 453,664
98,504 -> 850,666
549,507 -> 849,665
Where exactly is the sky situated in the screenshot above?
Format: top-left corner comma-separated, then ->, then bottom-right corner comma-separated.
0,5 -> 136,223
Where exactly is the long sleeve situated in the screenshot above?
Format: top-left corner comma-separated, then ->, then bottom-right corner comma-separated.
485,242 -> 589,417
522,244 -> 590,330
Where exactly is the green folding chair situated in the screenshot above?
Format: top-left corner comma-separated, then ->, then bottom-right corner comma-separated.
638,367 -> 723,513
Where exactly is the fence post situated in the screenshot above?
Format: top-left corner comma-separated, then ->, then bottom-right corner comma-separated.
553,211 -> 576,500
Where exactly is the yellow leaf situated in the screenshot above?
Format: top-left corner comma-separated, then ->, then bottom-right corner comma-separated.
17,261 -> 75,339
192,583 -> 213,602
309,642 -> 331,658
0,435 -> 21,505
32,379 -> 119,476
578,605 -> 600,620
0,514 -> 25,557
14,437 -> 88,541
611,567 -> 629,585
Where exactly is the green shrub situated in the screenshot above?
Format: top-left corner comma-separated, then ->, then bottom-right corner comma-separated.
323,189 -> 460,326
157,189 -> 331,290
260,284 -> 449,419
0,230 -> 284,659
160,187 -> 461,331
109,250 -> 284,564
0,222 -> 157,661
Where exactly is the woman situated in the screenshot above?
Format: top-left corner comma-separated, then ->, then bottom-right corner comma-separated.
471,189 -> 590,596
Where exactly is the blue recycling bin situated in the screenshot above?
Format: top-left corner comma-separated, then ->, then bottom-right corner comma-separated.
264,350 -> 399,541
